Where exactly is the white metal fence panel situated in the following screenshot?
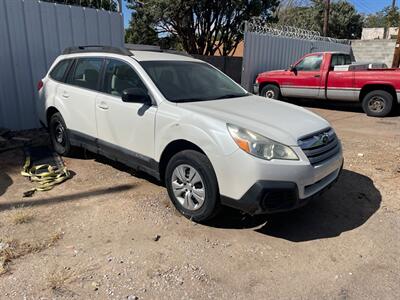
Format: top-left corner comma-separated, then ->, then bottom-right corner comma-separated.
0,0 -> 124,130
241,32 -> 352,91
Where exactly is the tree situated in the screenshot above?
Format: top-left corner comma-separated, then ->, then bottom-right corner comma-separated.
126,0 -> 280,55
125,7 -> 159,45
364,6 -> 400,28
41,0 -> 118,11
278,0 -> 363,39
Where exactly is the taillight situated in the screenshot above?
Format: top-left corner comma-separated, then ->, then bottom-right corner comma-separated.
37,80 -> 43,91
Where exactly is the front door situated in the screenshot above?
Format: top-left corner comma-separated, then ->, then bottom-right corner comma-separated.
281,54 -> 323,99
95,58 -> 157,172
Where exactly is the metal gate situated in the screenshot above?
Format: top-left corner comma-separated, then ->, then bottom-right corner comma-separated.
241,20 -> 352,91
0,0 -> 124,130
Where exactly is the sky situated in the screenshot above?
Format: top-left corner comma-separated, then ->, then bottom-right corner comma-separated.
121,0 -> 396,29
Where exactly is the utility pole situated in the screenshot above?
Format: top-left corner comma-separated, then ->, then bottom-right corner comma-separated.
391,0 -> 400,67
386,0 -> 396,38
323,0 -> 330,37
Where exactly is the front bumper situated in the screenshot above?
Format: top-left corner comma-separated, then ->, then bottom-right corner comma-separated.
221,162 -> 343,214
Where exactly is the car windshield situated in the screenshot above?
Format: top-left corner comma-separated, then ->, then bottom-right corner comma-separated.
140,60 -> 248,102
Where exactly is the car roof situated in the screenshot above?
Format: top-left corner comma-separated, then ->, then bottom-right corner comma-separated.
129,50 -> 199,62
58,50 -> 201,63
308,51 -> 349,56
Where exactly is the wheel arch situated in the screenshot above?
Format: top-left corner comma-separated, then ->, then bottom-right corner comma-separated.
258,81 -> 280,95
158,139 -> 207,183
359,84 -> 397,103
46,106 -> 60,127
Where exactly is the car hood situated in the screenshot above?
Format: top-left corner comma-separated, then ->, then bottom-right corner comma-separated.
178,95 -> 330,146
259,70 -> 286,77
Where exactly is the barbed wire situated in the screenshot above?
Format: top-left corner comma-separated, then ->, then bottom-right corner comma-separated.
244,18 -> 350,45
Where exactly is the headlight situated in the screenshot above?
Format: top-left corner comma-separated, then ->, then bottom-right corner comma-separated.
227,124 -> 299,161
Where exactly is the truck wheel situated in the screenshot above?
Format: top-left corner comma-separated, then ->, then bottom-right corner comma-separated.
49,112 -> 73,156
165,150 -> 220,222
362,90 -> 393,117
261,84 -> 281,100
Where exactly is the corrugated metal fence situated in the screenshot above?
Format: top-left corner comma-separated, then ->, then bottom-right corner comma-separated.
0,0 -> 124,130
241,32 -> 352,91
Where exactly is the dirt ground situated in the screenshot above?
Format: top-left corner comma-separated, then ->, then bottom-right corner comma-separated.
0,101 -> 399,299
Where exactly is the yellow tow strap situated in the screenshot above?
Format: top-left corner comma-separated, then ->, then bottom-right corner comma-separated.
21,155 -> 71,197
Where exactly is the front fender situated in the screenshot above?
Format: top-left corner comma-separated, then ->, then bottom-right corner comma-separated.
154,103 -> 238,162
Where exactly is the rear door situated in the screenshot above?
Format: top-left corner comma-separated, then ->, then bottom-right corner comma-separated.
55,57 -> 103,148
282,54 -> 324,99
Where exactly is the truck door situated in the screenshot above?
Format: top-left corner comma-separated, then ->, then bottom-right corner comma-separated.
326,54 -> 356,101
282,54 -> 323,99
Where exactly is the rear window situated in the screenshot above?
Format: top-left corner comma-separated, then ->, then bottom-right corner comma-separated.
49,60 -> 71,82
331,54 -> 352,69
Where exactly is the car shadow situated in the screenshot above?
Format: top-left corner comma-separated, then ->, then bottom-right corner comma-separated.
208,169 -> 381,242
285,98 -> 400,117
0,184 -> 134,211
0,171 -> 13,197
75,149 -> 163,186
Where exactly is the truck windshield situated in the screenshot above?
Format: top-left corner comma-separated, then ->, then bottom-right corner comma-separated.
140,61 -> 248,102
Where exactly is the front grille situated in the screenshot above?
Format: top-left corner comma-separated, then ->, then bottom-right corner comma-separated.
298,128 -> 340,166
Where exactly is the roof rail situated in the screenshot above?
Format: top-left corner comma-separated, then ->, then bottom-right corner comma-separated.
125,43 -> 192,57
62,45 -> 132,56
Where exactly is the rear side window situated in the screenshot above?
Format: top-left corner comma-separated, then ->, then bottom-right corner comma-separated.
331,54 -> 352,69
49,60 -> 71,82
66,58 -> 103,91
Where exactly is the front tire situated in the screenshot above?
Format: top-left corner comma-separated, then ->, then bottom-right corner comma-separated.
362,90 -> 393,117
49,112 -> 73,156
165,150 -> 220,222
261,84 -> 281,100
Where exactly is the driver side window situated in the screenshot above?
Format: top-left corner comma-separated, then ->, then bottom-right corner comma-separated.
103,59 -> 146,97
296,55 -> 323,71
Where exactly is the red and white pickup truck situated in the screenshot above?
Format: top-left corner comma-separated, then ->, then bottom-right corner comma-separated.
254,52 -> 400,117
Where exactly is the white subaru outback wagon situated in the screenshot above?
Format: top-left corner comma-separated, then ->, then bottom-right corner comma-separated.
37,46 -> 343,222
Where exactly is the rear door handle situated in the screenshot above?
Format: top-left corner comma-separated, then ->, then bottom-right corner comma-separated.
313,75 -> 321,78
98,102 -> 109,110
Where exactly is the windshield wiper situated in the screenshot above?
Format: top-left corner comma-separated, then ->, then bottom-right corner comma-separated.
175,97 -> 210,103
213,93 -> 249,100
175,93 -> 249,103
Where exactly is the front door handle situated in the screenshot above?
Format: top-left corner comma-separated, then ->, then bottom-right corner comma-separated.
98,102 -> 109,110
61,91 -> 69,99
313,74 -> 321,78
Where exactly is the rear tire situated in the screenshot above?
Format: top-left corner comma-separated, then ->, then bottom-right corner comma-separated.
261,84 -> 281,100
362,90 -> 393,117
165,150 -> 220,222
49,112 -> 74,156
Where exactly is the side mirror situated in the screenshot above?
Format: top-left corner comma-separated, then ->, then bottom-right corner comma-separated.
122,88 -> 151,105
289,65 -> 297,72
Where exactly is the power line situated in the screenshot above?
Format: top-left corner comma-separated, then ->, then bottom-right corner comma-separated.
348,0 -> 375,14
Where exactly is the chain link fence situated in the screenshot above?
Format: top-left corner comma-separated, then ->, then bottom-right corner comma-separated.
241,17 -> 352,91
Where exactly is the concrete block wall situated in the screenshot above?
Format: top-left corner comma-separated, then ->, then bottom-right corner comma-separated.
351,40 -> 396,67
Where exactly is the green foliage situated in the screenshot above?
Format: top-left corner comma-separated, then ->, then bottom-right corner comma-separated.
278,0 -> 363,39
364,6 -> 400,28
41,0 -> 117,11
125,8 -> 159,45
126,0 -> 279,55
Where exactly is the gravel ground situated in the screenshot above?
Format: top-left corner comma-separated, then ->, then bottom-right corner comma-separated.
0,102 -> 399,299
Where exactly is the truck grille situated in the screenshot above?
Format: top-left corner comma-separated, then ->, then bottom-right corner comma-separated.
298,128 -> 340,166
